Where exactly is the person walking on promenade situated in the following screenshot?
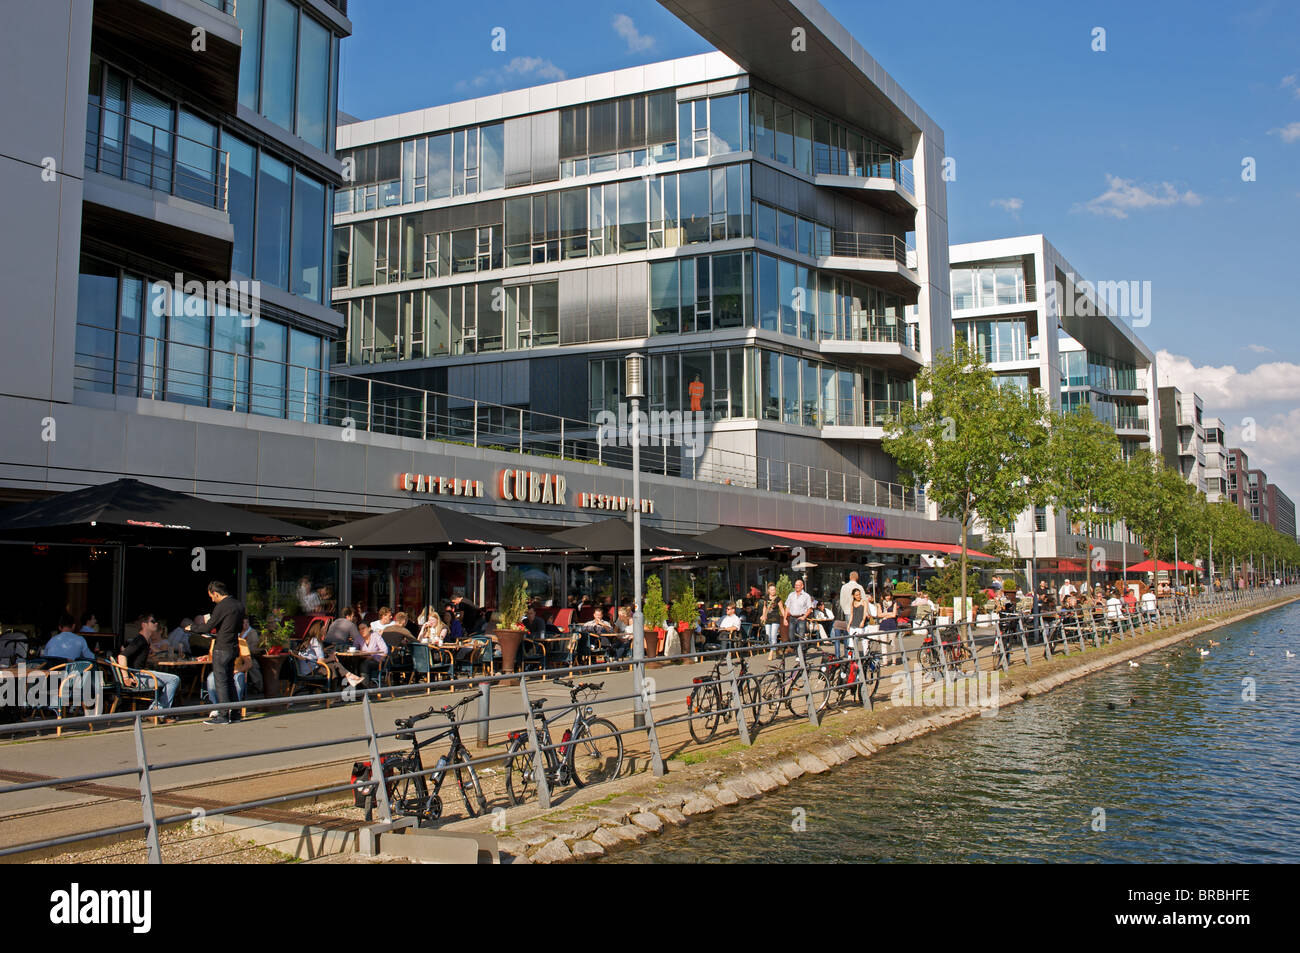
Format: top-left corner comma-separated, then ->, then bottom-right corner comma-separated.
194,580 -> 245,725
785,578 -> 814,647
759,583 -> 786,660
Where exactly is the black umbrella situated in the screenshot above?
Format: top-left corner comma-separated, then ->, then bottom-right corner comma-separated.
315,503 -> 571,551
0,478 -> 323,545
693,525 -> 791,555
553,517 -> 729,555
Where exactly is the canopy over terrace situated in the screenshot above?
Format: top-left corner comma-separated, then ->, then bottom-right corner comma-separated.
301,503 -> 572,551
1127,559 -> 1198,573
744,527 -> 997,561
553,517 -> 730,556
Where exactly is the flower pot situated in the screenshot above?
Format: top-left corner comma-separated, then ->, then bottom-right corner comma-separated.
257,654 -> 286,699
495,629 -> 523,686
644,628 -> 664,669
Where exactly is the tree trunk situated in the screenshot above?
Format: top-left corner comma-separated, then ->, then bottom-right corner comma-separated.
960,516 -> 969,622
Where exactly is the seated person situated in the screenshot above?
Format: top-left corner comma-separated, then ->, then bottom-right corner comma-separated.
369,607 -> 394,636
167,618 -> 193,657
607,606 -> 635,660
44,613 -> 96,661
356,622 -> 389,682
296,623 -> 363,687
717,604 -> 743,644
79,612 -> 99,633
569,606 -> 615,665
118,614 -> 182,715
383,611 -> 415,646
205,637 -> 258,703
524,606 -> 548,642
324,607 -> 360,649
419,611 -> 449,645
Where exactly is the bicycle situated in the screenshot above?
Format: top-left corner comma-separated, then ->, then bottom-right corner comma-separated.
919,624 -> 971,679
687,655 -> 768,743
355,691 -> 488,826
504,679 -> 624,806
816,634 -> 883,713
753,645 -> 829,720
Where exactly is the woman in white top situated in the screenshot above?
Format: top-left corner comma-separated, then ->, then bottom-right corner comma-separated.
418,613 -> 447,645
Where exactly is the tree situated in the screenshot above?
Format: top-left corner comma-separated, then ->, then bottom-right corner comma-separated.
1043,408 -> 1123,592
884,341 -> 1050,617
1113,451 -> 1193,577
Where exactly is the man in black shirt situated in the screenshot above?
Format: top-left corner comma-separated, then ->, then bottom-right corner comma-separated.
452,595 -> 482,635
116,613 -> 181,714
192,581 -> 245,725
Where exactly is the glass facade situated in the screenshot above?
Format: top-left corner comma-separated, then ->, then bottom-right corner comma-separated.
954,317 -> 1029,363
237,0 -> 339,150
73,257 -> 329,422
950,260 -> 1034,310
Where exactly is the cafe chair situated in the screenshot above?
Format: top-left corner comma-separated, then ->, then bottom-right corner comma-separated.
520,637 -> 547,673
46,660 -> 102,735
384,643 -> 414,686
409,642 -> 453,693
285,651 -> 337,707
101,660 -> 164,723
551,608 -> 574,633
0,631 -> 29,666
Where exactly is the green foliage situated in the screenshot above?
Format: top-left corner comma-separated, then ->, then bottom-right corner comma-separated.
883,340 -> 1050,611
642,575 -> 668,630
669,581 -> 698,627
775,573 -> 794,603
261,617 -> 294,649
923,563 -> 984,610
498,570 -> 531,631
891,581 -> 915,596
1042,407 -> 1123,589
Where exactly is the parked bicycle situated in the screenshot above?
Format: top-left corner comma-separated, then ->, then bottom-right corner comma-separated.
920,624 -> 972,679
504,679 -> 624,806
687,655 -> 768,743
815,635 -> 884,713
354,691 -> 488,826
753,648 -> 830,720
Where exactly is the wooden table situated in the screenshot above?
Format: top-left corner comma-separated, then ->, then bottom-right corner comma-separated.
153,659 -> 209,700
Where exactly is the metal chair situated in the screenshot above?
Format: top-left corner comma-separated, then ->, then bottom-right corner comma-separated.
409,642 -> 453,692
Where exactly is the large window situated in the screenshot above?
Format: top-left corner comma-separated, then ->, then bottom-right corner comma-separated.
950,260 -> 1033,309
239,0 -> 338,148
292,171 -> 326,301
255,153 -> 292,290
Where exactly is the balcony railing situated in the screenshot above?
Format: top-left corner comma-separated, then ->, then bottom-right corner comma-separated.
74,332 -> 927,513
819,322 -> 918,349
814,152 -> 915,195
826,232 -> 912,267
196,0 -> 237,14
85,103 -> 229,211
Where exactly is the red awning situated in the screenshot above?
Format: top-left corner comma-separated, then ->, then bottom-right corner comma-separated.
745,528 -> 996,561
1127,559 -> 1198,573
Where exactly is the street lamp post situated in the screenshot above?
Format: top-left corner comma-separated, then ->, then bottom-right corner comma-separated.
625,352 -> 647,730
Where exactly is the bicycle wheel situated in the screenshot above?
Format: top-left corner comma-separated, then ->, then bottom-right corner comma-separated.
389,757 -> 440,826
861,655 -> 881,701
569,717 -> 624,788
452,747 -> 488,818
504,736 -> 536,807
753,671 -> 783,726
737,674 -> 764,733
688,684 -> 720,744
787,667 -> 829,718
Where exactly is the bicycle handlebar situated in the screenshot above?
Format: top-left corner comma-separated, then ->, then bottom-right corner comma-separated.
394,691 -> 482,728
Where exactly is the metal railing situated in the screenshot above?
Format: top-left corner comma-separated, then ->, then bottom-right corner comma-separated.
827,232 -> 911,267
814,152 -> 915,196
197,0 -> 237,14
85,103 -> 230,211
2,583 -> 1293,862
74,331 -> 927,512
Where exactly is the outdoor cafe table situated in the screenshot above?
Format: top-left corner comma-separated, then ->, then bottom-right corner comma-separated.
153,658 -> 209,700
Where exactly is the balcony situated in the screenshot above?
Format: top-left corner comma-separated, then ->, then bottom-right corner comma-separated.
93,0 -> 242,112
818,231 -> 919,296
1115,413 -> 1150,437
817,323 -> 922,370
814,153 -> 917,218
82,103 -> 233,279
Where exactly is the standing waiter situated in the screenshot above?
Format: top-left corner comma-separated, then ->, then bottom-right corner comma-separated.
192,580 -> 246,725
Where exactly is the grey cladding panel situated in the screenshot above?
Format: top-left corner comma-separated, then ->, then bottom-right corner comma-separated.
559,270 -> 588,345
617,262 -> 647,339
504,116 -> 531,188
530,111 -> 559,184
587,266 -> 618,342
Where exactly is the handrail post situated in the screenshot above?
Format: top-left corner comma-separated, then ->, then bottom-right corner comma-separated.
636,661 -> 666,777
519,408 -> 525,454
517,677 -> 552,809
133,715 -> 162,864
422,390 -> 428,441
472,400 -> 479,448
560,419 -> 565,461
725,656 -> 751,747
477,682 -> 490,748
796,637 -> 819,726
361,693 -> 393,824
366,378 -> 373,432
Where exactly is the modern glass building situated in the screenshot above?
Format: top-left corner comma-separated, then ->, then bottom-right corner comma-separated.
948,235 -> 1161,578
330,4 -> 952,492
0,0 -> 966,631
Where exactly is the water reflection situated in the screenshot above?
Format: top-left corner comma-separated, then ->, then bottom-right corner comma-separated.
608,601 -> 1300,864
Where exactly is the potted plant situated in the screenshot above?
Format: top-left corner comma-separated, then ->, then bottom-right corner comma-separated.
256,616 -> 294,699
494,571 -> 530,681
891,581 -> 916,619
668,583 -> 699,661
642,576 -> 668,667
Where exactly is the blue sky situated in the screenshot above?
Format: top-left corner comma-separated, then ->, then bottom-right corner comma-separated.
339,0 -> 1300,490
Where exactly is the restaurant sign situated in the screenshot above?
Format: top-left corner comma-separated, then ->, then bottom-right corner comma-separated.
398,473 -> 485,498
845,515 -> 887,538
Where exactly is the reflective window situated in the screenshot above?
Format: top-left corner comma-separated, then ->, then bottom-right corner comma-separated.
236,0 -> 263,110
261,0 -> 298,131
256,152 -> 292,289
296,12 -> 330,149
292,171 -> 326,302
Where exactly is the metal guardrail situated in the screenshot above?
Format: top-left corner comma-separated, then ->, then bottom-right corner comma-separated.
74,331 -> 928,513
1,584 -> 1293,861
85,103 -> 230,212
828,231 -> 911,267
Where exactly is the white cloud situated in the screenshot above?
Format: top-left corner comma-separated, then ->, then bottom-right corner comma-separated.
1283,74 -> 1300,98
1243,344 -> 1274,354
1157,351 -> 1300,482
612,14 -> 655,53
1073,175 -> 1203,219
455,56 -> 567,93
990,197 -> 1023,214
1270,121 -> 1300,143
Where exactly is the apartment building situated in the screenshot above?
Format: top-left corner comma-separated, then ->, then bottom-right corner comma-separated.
1158,386 -> 1207,494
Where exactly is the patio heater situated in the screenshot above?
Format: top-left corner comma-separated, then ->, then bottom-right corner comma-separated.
625,352 -> 647,730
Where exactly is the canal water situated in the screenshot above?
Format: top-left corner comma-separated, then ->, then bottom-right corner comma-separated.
609,599 -> 1300,863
